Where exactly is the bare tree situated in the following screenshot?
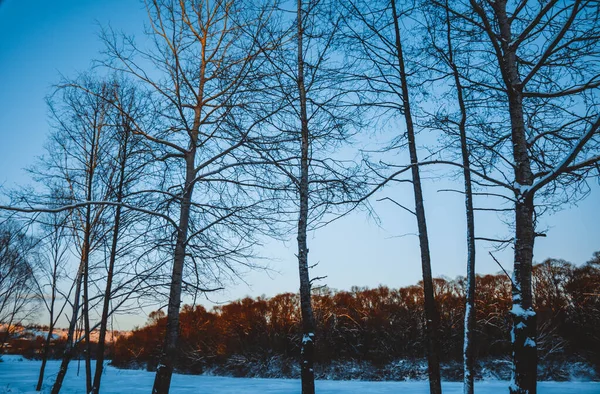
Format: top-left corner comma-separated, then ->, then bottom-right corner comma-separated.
248,1 -> 367,392
0,221 -> 38,353
25,78 -> 119,394
343,1 -> 443,392
97,1 -> 282,392
428,1 -> 600,392
0,73 -> 162,394
420,2 -> 479,392
91,82 -> 148,394
295,2 -> 317,389
34,212 -> 72,391
0,75 -> 163,394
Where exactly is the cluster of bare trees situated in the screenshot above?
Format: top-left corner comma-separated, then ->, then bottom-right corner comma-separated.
1,1 -> 598,394
0,222 -> 38,352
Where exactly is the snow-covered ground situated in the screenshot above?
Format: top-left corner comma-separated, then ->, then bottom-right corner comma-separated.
1,355 -> 598,394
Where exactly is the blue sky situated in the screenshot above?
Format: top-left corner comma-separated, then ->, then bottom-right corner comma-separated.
1,0 -> 599,329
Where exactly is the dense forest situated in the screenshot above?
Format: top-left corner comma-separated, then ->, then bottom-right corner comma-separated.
104,255 -> 599,380
1,0 -> 599,394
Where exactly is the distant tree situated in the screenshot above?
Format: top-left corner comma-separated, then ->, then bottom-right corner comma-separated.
111,260 -> 600,379
565,252 -> 600,366
0,221 -> 38,353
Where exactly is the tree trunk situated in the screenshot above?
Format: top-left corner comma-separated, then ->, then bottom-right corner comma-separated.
82,223 -> 93,394
296,1 -> 316,393
83,115 -> 101,394
36,321 -> 54,391
92,126 -> 130,394
36,279 -> 56,391
50,266 -> 84,394
390,1 -> 442,393
493,3 -> 538,393
511,198 -> 537,394
151,153 -> 196,394
442,4 -> 477,392
459,98 -> 476,394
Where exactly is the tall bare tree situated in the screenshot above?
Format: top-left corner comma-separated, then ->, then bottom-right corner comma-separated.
249,1 -> 366,392
1,73 -> 163,393
295,3 -> 317,390
91,82 -> 148,394
343,1 -> 443,392
98,1 -> 282,392
24,78 -> 119,394
428,1 -> 600,392
420,2 -> 479,392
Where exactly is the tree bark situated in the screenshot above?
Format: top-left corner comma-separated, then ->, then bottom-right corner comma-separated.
296,1 -> 316,393
492,2 -> 538,393
390,1 -> 442,392
511,197 -> 537,394
442,4 -> 477,392
151,162 -> 194,394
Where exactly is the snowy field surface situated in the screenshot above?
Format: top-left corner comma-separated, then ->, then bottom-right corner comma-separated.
1,355 -> 598,394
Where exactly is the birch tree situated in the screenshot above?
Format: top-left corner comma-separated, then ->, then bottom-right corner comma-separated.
429,1 -> 600,393
421,3 -> 479,392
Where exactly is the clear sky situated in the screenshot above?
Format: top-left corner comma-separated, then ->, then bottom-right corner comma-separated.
1,0 -> 599,330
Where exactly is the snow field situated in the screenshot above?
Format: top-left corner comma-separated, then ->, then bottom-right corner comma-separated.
1,355 -> 598,394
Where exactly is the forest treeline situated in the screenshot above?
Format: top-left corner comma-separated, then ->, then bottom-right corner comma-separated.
109,255 -> 600,379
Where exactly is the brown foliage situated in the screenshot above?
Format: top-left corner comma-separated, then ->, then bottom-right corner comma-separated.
111,254 -> 600,374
